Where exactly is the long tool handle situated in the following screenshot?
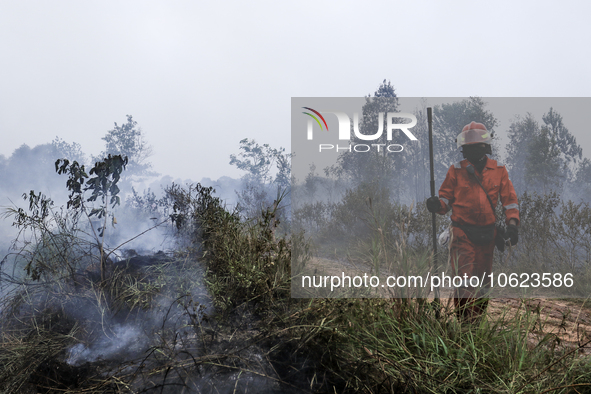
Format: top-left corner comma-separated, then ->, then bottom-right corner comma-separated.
427,107 -> 440,307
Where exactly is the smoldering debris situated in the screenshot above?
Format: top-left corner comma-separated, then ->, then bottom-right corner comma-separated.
49,248 -> 305,394
66,324 -> 144,366
62,251 -> 214,364
0,248 -> 213,384
0,252 -> 317,392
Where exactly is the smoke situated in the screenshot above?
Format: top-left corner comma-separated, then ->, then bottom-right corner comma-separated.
0,139 -> 278,390
0,140 -> 243,265
64,293 -> 212,367
59,250 -> 213,367
0,136 -> 303,392
66,324 -> 144,366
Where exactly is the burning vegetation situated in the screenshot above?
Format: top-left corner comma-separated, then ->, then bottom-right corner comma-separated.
3,103 -> 591,392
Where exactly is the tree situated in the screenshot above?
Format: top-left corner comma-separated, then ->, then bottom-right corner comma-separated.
506,108 -> 582,196
334,80 -> 408,199
505,113 -> 539,194
98,115 -> 157,182
433,97 -> 499,186
0,140 -> 88,212
524,126 -> 564,194
402,101 -> 431,203
571,158 -> 591,202
52,137 -> 86,164
229,138 -> 291,189
542,107 -> 582,180
0,143 -> 66,200
56,154 -> 128,282
229,139 -> 291,219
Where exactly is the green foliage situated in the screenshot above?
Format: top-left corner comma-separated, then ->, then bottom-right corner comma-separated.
326,299 -> 591,393
0,158 -> 208,393
57,154 -> 127,238
166,182 -> 227,244
6,191 -> 79,281
293,181 -> 439,299
6,134 -> 591,392
510,191 -> 560,272
5,155 -> 129,283
166,182 -> 263,305
86,154 -> 127,218
555,200 -> 591,271
327,182 -> 397,242
295,181 -> 591,297
167,182 -> 291,311
55,158 -> 87,210
292,200 -> 329,233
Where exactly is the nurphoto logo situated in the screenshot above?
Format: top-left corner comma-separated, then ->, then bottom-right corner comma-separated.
302,107 -> 418,153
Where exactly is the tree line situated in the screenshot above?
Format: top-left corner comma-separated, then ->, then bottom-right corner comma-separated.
0,115 -> 156,205
302,81 -> 589,205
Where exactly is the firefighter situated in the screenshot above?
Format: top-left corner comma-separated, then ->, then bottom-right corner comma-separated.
426,121 -> 519,320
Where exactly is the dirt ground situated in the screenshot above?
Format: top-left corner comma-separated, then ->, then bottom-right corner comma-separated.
487,297 -> 591,353
304,257 -> 591,352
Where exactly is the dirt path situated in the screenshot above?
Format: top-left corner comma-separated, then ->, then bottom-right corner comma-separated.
487,298 -> 591,352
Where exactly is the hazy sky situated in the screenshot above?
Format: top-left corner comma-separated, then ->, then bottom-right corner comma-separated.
1,1 -> 590,181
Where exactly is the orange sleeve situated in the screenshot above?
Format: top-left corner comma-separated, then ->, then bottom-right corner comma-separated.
437,165 -> 456,215
499,167 -> 520,225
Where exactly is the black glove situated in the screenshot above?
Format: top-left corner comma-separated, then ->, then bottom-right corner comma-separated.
505,224 -> 518,246
426,196 -> 441,213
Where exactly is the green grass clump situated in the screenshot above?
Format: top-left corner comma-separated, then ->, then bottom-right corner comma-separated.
271,297 -> 591,393
174,181 -> 591,393
167,183 -> 292,313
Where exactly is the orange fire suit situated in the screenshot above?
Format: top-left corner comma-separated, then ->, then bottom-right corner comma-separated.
435,158 -> 519,318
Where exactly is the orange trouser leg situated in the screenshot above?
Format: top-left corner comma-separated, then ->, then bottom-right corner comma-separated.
450,227 -> 495,319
